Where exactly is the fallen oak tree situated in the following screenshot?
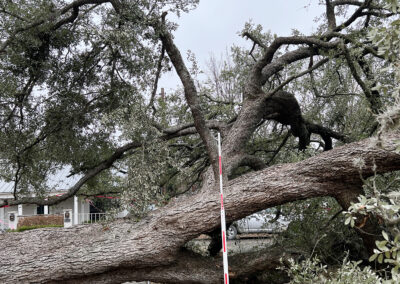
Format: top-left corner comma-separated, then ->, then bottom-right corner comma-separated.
0,1 -> 399,283
0,131 -> 399,283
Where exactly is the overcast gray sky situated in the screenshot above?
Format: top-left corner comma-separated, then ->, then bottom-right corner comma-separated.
159,0 -> 325,92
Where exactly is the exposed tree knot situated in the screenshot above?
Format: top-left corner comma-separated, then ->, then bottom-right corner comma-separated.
264,91 -> 310,150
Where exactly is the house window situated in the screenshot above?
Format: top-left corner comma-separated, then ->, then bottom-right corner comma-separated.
37,205 -> 45,215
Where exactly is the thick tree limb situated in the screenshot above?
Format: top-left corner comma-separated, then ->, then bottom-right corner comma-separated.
326,0 -> 337,31
1,132 -> 400,283
260,47 -> 318,86
154,15 -> 219,178
253,38 -> 338,87
47,246 -> 294,284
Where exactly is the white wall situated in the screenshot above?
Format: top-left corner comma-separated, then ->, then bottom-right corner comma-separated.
81,199 -> 90,214
50,198 -> 74,215
23,204 -> 37,216
4,205 -> 17,217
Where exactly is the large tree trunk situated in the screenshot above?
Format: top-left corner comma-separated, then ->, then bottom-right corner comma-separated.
0,132 -> 399,283
48,247 -> 294,284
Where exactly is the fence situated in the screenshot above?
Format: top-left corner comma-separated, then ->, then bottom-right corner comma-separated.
77,213 -> 110,224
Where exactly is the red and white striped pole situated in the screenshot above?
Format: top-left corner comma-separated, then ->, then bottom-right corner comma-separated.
218,132 -> 229,284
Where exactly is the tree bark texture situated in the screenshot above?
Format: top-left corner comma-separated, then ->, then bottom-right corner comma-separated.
1,132 -> 400,283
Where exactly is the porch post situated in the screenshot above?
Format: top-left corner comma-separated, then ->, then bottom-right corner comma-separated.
81,199 -> 86,222
18,204 -> 23,216
44,205 -> 49,215
73,195 -> 78,225
0,207 -> 4,230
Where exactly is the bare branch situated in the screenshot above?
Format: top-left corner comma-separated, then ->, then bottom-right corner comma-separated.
161,120 -> 228,136
0,8 -> 29,22
268,57 -> 330,96
332,0 -> 373,32
242,31 -> 267,49
341,42 -> 379,114
147,43 -> 166,113
315,92 -> 361,98
267,131 -> 291,165
201,92 -> 239,106
52,6 -> 80,30
260,47 -> 318,86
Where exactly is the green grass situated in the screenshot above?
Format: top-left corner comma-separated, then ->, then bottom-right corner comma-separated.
7,224 -> 63,232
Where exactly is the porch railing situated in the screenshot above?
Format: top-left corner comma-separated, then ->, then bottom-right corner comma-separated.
77,213 -> 110,224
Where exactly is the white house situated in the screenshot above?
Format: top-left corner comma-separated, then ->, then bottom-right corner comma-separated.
0,168 -> 130,231
0,191 -> 91,230
0,171 -> 91,230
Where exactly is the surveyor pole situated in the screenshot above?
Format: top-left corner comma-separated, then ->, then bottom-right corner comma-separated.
217,132 -> 229,284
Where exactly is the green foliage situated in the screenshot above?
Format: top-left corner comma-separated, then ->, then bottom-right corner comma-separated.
368,1 -> 400,136
0,0 -> 199,200
280,197 -> 362,264
343,169 -> 400,279
282,257 -> 384,284
292,170 -> 400,282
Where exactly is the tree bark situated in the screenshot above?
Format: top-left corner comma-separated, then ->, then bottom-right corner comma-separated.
1,131 -> 399,283
46,247 -> 294,284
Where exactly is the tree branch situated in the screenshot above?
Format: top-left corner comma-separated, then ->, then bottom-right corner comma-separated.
238,154 -> 266,171
242,31 -> 267,49
0,141 -> 142,207
254,38 -> 338,85
268,57 -> 330,96
1,118 -> 230,207
332,0 -> 372,32
154,14 -> 219,178
267,131 -> 291,165
341,42 -> 379,114
326,0 -> 337,31
147,43 -> 166,114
